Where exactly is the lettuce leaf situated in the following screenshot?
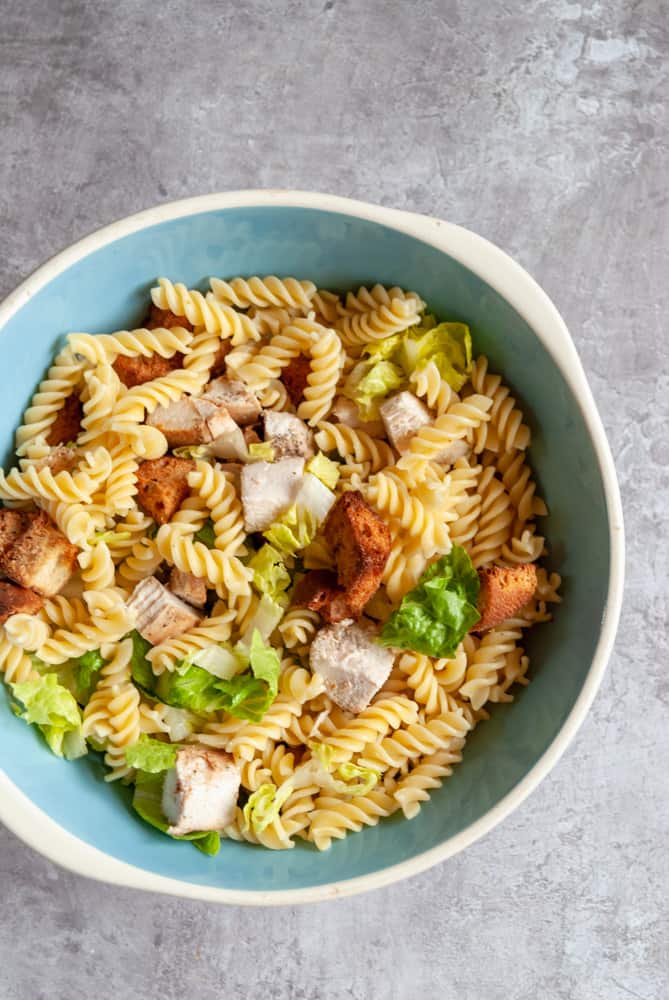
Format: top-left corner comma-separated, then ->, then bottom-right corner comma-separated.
248,442 -> 275,462
345,359 -> 404,420
248,544 -> 291,606
127,629 -> 155,693
306,452 -> 340,490
194,519 -> 216,549
90,530 -> 132,546
131,770 -> 221,855
71,648 -> 104,704
378,546 -> 480,657
309,743 -> 379,796
398,321 -> 472,391
239,594 -> 285,644
125,736 -> 179,773
242,782 -> 293,834
263,505 -> 318,557
11,673 -> 86,759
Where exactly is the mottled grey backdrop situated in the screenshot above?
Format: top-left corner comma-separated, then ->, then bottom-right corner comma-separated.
1,1 -> 667,998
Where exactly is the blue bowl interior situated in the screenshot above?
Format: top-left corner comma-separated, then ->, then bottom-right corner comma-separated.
0,207 -> 609,894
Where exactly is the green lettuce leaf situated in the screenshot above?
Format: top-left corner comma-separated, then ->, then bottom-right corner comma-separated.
194,519 -> 216,549
378,546 -> 481,657
248,441 -> 275,461
242,782 -> 293,834
397,321 -> 472,391
346,359 -> 404,420
247,629 -> 281,694
131,770 -> 221,855
90,529 -> 132,546
263,505 -> 318,556
125,736 -> 179,773
11,673 -> 85,760
306,452 -> 340,490
248,544 -> 291,606
127,629 -> 155,693
71,648 -> 104,704
309,743 -> 379,796
238,594 -> 285,645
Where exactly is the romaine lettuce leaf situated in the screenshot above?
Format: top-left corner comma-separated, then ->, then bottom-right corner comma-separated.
239,594 -> 285,644
345,359 -> 403,420
306,452 -> 340,490
131,770 -> 221,855
398,321 -> 472,391
125,736 -> 179,773
194,519 -> 216,549
71,648 -> 104,704
11,673 -> 86,760
242,782 -> 293,834
309,743 -> 379,796
127,629 -> 155,693
263,505 -> 318,556
378,546 -> 480,656
248,544 -> 291,606
248,441 -> 275,461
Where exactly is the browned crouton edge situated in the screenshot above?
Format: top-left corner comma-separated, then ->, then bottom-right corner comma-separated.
474,563 -> 537,632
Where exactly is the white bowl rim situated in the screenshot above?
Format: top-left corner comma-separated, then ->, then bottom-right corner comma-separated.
0,189 -> 624,905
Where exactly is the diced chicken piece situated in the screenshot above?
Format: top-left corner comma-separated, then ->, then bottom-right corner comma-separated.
46,393 -> 83,446
264,410 -> 314,460
136,456 -> 195,524
202,377 -> 261,425
208,409 -> 249,461
0,581 -> 44,624
209,342 -> 232,380
145,303 -> 193,331
128,576 -> 202,645
168,568 -> 208,609
324,490 -> 391,617
146,397 -> 232,448
292,570 -> 351,624
30,446 -> 79,475
0,509 -> 26,557
240,457 -> 305,533
280,354 -> 312,406
473,563 -> 538,633
0,510 -> 78,596
309,618 -> 395,713
434,438 -> 471,466
379,391 -> 432,453
162,745 -> 240,836
331,397 -> 385,438
113,352 -> 185,388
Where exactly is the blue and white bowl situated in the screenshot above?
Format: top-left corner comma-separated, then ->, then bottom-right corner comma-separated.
0,191 -> 624,903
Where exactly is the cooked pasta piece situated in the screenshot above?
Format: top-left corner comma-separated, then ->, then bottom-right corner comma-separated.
209,275 -> 317,310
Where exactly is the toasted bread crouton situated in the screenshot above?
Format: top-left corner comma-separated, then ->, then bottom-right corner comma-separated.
264,411 -> 314,460
0,511 -> 78,596
162,745 -> 240,836
324,490 -> 391,617
309,618 -> 395,713
31,446 -> 78,475
0,581 -> 44,624
146,397 -> 232,448
168,568 -> 208,609
292,570 -> 351,624
0,509 -> 27,558
46,393 -> 83,446
136,456 -> 195,524
379,391 -> 432,453
113,351 -> 185,389
128,575 -> 203,645
474,563 -> 538,632
146,303 -> 194,332
281,354 -> 312,406
202,377 -> 261,425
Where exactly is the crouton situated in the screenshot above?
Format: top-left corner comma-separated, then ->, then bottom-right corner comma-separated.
168,568 -> 208,609
473,563 -> 538,632
145,303 -> 194,332
46,393 -> 83,446
240,458 -> 305,533
162,745 -> 240,836
209,342 -> 232,380
0,510 -> 78,596
202,377 -> 261,425
0,509 -> 27,558
324,490 -> 391,617
292,570 -> 351,624
264,411 -> 315,460
136,456 -> 195,524
146,397 -> 232,448
127,576 -> 203,645
0,581 -> 44,624
281,354 -> 312,406
380,391 -> 432,453
30,446 -> 78,475
309,618 -> 395,713
113,351 -> 185,389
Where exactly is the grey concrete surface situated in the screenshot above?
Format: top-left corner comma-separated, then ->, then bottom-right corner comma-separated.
0,1 -> 667,998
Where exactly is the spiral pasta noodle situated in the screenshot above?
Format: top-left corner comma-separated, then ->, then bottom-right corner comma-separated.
15,348 -> 85,456
315,421 -> 395,473
68,326 -> 193,365
209,275 -> 317,310
151,279 -> 260,345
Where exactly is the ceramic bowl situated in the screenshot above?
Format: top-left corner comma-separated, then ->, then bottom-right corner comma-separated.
0,191 -> 624,903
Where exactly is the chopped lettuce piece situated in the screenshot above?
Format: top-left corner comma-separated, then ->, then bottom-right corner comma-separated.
248,544 -> 291,606
90,530 -> 132,546
247,629 -> 281,693
398,321 -> 472,391
11,673 -> 85,760
131,770 -> 221,854
239,594 -> 285,645
248,442 -> 275,462
309,742 -> 379,796
306,452 -> 340,490
344,359 -> 404,420
263,505 -> 318,557
71,648 -> 104,704
173,445 -> 210,460
127,629 -> 155,693
242,782 -> 292,834
189,643 -> 240,680
378,545 -> 480,657
126,735 -> 179,773
194,519 -> 216,549
156,663 -> 221,715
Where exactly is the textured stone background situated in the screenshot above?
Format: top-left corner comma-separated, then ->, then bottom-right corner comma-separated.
1,1 -> 667,998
